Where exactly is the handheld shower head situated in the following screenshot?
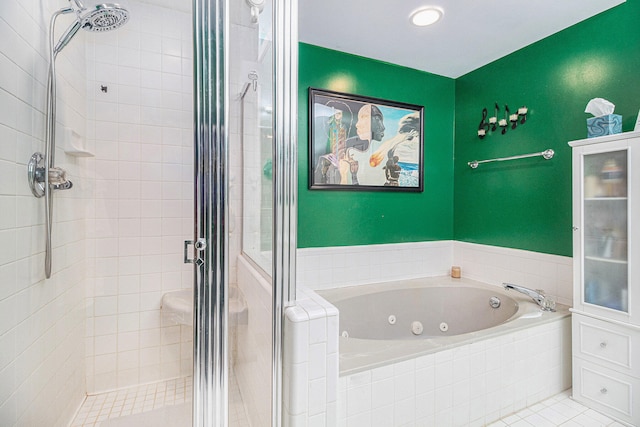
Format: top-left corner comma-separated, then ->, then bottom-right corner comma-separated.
54,3 -> 129,54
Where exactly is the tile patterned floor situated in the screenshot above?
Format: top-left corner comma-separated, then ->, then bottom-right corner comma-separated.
71,374 -> 250,427
491,390 -> 626,427
71,377 -> 193,426
72,383 -> 623,427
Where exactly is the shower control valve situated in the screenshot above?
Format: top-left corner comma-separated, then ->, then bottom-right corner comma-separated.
28,153 -> 46,198
28,153 -> 74,198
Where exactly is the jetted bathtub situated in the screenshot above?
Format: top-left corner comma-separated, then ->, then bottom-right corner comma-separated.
317,276 -> 570,375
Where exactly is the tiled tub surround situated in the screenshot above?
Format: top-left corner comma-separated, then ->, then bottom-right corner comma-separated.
319,277 -> 569,375
321,279 -> 572,426
338,315 -> 571,426
297,241 -> 453,291
283,288 -> 340,426
293,241 -> 573,426
453,242 -> 573,307
298,241 -> 573,306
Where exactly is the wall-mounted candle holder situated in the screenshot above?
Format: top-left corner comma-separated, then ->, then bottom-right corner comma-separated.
477,103 -> 528,138
518,106 -> 528,124
477,107 -> 489,138
489,103 -> 499,131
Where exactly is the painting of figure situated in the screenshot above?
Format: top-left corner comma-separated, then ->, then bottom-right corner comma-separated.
309,88 -> 424,192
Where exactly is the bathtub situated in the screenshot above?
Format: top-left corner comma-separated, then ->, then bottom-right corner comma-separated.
316,276 -> 572,426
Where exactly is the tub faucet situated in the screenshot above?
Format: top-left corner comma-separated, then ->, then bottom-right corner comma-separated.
503,283 -> 555,311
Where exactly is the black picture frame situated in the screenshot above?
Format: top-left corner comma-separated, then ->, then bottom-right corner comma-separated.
308,88 -> 424,192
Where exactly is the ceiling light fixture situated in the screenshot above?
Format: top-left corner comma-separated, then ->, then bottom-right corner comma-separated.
410,7 -> 443,27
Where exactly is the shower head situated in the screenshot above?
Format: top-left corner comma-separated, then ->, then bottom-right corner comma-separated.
81,4 -> 129,32
54,3 -> 129,55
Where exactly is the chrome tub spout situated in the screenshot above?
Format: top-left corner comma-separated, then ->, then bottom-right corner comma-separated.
503,283 -> 555,311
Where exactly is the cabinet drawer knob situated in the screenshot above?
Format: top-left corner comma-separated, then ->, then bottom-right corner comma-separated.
601,388 -> 608,394
600,342 -> 607,348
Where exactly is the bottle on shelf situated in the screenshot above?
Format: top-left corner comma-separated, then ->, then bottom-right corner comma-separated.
600,158 -> 624,197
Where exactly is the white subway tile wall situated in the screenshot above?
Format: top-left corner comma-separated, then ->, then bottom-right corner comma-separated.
0,1 -> 88,425
338,317 -> 571,426
297,241 -> 454,290
284,288 -> 339,426
297,241 -> 573,305
452,242 -> 573,306
84,0 -> 194,393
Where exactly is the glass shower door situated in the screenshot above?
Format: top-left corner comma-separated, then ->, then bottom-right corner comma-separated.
190,0 -> 297,427
192,0 -> 296,426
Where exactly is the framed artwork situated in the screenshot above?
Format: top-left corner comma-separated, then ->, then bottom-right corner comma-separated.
308,88 -> 424,192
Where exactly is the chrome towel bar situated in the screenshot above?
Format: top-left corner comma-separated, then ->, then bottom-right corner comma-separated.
468,149 -> 554,169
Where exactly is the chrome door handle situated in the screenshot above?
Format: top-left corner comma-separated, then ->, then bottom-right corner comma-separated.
184,238 -> 207,264
184,240 -> 195,263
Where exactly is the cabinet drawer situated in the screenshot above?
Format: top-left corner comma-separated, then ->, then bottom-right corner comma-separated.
572,314 -> 640,376
573,358 -> 640,425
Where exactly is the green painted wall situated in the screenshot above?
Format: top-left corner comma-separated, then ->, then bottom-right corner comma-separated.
298,43 -> 455,248
454,2 -> 640,256
298,2 -> 640,254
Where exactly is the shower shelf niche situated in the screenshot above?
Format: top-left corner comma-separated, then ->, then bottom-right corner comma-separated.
61,127 -> 94,157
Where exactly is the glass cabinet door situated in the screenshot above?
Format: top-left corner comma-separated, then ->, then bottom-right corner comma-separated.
582,150 -> 628,312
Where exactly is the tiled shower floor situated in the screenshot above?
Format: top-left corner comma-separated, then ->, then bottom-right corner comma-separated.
71,374 -> 250,427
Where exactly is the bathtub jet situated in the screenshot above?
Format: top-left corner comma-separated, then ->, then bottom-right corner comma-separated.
503,282 -> 556,311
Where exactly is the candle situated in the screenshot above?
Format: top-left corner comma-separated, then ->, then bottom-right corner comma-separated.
451,266 -> 461,278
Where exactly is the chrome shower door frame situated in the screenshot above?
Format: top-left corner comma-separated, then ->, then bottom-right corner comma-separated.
192,0 -> 229,425
192,0 -> 298,425
272,0 -> 298,424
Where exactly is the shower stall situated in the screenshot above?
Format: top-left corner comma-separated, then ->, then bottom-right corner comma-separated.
0,0 -> 296,425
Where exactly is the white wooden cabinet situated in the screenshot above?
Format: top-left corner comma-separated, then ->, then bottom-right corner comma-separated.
570,132 -> 640,426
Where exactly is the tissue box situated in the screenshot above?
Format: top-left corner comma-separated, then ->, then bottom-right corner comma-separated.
587,114 -> 622,138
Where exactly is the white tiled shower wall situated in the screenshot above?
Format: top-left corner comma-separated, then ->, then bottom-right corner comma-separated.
83,0 -> 194,393
0,1 -> 88,425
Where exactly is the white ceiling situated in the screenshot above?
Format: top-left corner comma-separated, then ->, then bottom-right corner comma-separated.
298,0 -> 625,78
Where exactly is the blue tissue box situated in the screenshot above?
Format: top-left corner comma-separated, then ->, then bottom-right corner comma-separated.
587,114 -> 622,138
